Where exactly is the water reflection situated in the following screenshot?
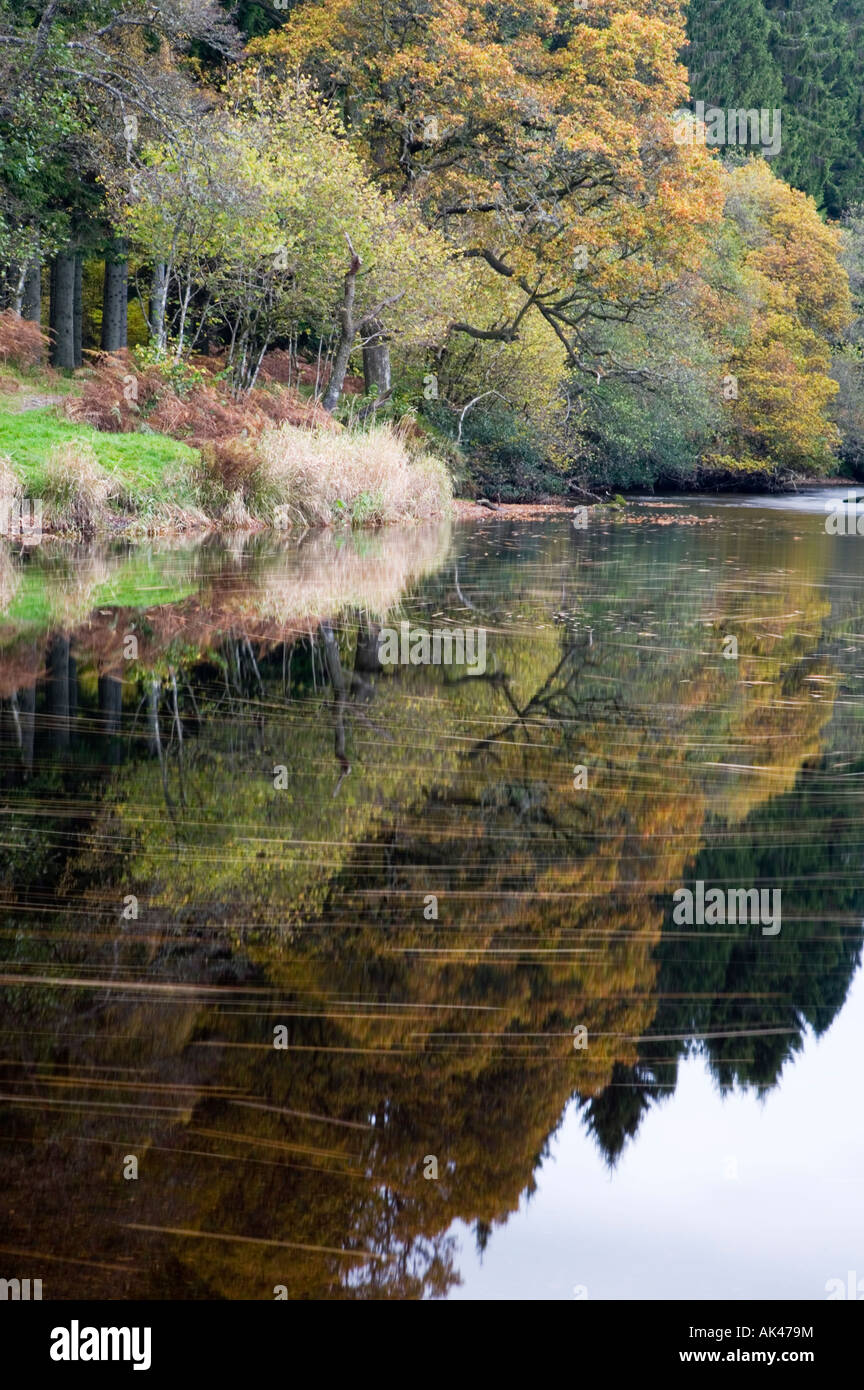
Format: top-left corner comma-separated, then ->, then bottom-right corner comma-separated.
0,506 -> 862,1298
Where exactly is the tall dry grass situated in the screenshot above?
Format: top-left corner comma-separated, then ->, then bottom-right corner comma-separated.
41,441 -> 118,536
44,552 -> 113,626
253,522 -> 453,625
0,452 -> 23,537
251,421 -> 453,528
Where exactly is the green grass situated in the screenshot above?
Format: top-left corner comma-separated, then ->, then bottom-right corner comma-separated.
0,362 -> 77,396
90,552 -> 197,609
2,568 -> 52,629
0,405 -> 198,483
0,406 -> 201,519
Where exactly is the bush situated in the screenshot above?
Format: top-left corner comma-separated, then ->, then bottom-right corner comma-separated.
64,352 -> 163,433
65,350 -> 338,445
195,437 -> 272,520
575,371 -> 720,491
424,399 -> 564,501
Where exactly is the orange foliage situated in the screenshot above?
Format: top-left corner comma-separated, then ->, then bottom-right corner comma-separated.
0,309 -> 48,368
64,351 -> 340,454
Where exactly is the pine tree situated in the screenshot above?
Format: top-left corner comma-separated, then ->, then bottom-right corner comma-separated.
685,0 -> 782,115
687,0 -> 864,215
764,0 -> 857,215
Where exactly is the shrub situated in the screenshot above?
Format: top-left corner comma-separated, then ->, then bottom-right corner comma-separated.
65,351 -> 339,444
64,351 -> 164,433
0,310 -> 48,369
572,367 -> 721,491
195,437 -> 274,522
424,398 -> 565,501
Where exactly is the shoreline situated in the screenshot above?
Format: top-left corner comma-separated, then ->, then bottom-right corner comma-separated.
6,482 -> 864,541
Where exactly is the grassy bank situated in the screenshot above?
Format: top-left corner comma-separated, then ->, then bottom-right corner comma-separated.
0,405 -> 203,533
0,367 -> 452,537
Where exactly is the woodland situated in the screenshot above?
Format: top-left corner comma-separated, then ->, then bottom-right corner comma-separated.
2,1 -> 864,499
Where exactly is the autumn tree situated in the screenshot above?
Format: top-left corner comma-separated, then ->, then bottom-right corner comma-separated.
118,77 -> 462,395
703,161 -> 852,477
252,0 -> 724,384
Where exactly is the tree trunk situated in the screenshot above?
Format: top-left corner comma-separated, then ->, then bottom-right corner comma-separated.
361,317 -> 391,398
322,245 -> 361,412
73,252 -> 83,367
68,653 -> 78,723
101,241 -> 128,351
50,252 -> 76,369
147,680 -> 162,758
352,619 -> 381,703
17,684 -> 35,776
98,674 -> 123,733
355,620 -> 383,674
2,262 -> 15,310
47,635 -> 71,752
98,674 -> 123,765
10,262 -> 26,314
319,622 -> 351,783
149,261 -> 167,350
22,262 -> 41,326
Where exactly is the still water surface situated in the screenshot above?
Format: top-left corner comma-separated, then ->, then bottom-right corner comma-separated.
1,495 -> 862,1299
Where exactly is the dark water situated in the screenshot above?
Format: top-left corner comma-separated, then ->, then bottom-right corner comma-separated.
1,496 -> 863,1301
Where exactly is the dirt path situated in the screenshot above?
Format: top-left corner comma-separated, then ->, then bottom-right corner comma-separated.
0,390 -> 65,412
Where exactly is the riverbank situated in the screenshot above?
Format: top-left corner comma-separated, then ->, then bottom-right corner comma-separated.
2,351 -> 862,541
0,360 -> 452,537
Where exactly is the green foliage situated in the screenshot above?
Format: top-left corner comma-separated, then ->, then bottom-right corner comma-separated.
576,375 -> 716,490
687,0 -> 864,216
566,300 -> 725,490
117,78 -> 463,392
131,347 -> 217,396
424,398 -> 566,502
345,491 -> 385,527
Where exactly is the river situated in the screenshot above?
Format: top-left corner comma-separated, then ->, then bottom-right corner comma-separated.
1,493 -> 862,1300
